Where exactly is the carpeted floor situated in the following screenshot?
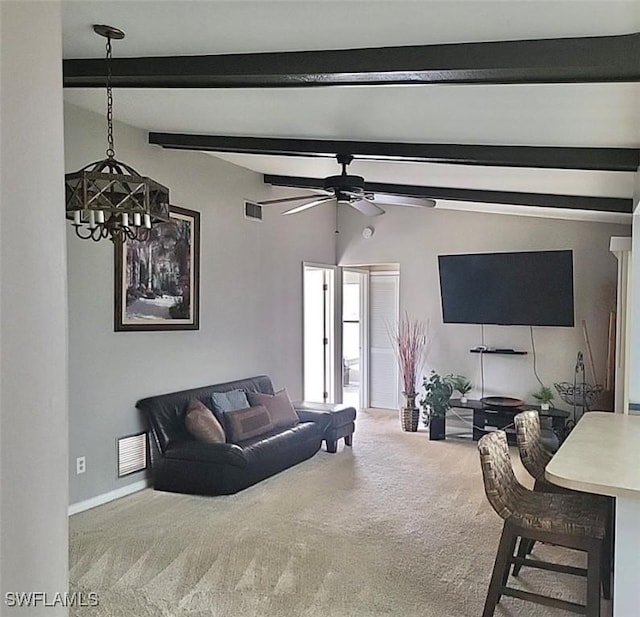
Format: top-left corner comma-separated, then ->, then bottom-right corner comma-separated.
70,408 -> 605,617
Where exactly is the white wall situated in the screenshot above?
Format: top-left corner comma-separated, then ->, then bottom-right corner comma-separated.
1,2 -> 69,612
337,205 -> 630,406
65,104 -> 335,505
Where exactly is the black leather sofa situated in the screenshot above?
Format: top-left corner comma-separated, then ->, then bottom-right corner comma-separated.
136,375 -> 331,496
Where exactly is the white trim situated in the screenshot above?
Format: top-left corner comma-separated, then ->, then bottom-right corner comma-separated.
68,479 -> 150,516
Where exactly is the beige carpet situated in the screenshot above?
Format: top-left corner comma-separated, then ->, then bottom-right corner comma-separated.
70,409 -> 605,617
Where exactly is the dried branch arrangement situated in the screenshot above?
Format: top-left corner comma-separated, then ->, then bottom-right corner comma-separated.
389,314 -> 428,396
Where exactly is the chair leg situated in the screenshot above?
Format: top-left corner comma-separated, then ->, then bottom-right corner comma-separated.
601,530 -> 611,601
326,439 -> 337,453
483,525 -> 517,617
345,434 -> 352,446
512,537 -> 530,576
586,539 -> 602,617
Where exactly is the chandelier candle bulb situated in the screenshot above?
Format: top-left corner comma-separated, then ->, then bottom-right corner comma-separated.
121,213 -> 129,228
73,211 -> 81,225
95,210 -> 105,224
88,211 -> 96,228
144,214 -> 151,229
133,213 -> 141,227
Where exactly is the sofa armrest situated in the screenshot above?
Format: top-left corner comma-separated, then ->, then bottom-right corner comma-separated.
293,407 -> 332,431
164,440 -> 248,468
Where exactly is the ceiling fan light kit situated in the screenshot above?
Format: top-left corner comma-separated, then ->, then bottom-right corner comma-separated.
257,154 -> 435,217
65,25 -> 170,243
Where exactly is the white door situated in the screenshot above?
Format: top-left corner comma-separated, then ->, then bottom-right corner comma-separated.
369,271 -> 399,409
303,264 -> 336,403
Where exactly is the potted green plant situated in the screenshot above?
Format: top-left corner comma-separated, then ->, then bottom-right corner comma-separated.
532,385 -> 555,411
449,374 -> 472,404
420,371 -> 453,440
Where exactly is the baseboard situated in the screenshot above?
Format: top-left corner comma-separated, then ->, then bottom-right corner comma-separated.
68,479 -> 150,516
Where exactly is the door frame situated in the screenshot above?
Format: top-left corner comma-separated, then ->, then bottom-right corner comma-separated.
368,269 -> 400,409
341,267 -> 370,409
302,262 -> 339,403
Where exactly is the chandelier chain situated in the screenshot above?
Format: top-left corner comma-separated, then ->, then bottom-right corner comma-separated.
105,36 -> 115,159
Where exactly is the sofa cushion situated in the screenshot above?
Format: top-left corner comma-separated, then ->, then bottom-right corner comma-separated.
239,421 -> 324,464
211,389 -> 250,417
224,405 -> 274,443
248,388 -> 299,430
164,440 -> 247,468
184,399 -> 226,444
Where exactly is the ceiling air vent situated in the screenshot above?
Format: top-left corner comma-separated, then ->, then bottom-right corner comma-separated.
244,200 -> 263,222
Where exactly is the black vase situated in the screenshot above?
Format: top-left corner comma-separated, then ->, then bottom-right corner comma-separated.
429,415 -> 446,440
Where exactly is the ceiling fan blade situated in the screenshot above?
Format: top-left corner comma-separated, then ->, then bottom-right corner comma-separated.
372,193 -> 437,208
257,190 -> 331,206
348,198 -> 385,217
282,196 -> 335,215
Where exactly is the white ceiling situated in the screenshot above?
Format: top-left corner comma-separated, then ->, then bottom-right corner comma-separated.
61,1 -> 640,223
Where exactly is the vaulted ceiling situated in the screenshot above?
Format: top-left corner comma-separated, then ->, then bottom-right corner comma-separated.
61,1 -> 640,224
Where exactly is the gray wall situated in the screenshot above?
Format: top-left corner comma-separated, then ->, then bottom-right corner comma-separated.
337,204 -> 630,406
65,104 -> 335,505
1,2 -> 69,611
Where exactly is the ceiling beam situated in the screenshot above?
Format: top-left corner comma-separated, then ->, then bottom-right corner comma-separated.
264,174 -> 632,213
64,33 -> 640,88
148,133 -> 640,172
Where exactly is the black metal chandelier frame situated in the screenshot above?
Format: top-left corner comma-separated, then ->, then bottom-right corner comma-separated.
65,25 -> 170,243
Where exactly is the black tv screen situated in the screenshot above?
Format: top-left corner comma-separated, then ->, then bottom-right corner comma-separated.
438,250 -> 575,327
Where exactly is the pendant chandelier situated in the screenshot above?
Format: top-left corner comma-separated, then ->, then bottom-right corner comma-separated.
65,25 -> 170,243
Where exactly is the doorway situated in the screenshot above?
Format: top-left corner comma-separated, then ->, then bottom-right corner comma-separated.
369,270 -> 400,409
342,269 -> 368,408
303,264 -> 336,403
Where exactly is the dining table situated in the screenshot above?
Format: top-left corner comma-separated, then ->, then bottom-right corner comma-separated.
546,411 -> 640,617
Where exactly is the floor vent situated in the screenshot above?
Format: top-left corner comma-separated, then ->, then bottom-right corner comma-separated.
244,200 -> 263,221
118,432 -> 147,477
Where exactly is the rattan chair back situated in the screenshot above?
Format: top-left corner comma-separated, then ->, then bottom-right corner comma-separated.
514,410 -> 552,481
477,430 -> 528,522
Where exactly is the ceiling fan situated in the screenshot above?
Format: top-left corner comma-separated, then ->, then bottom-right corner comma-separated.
257,154 -> 436,216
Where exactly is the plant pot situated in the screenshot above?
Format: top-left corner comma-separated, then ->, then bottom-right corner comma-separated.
429,415 -> 446,440
540,403 -> 550,411
400,406 -> 420,432
460,396 -> 468,404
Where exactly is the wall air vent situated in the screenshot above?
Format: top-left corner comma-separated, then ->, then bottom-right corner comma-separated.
117,432 -> 147,477
244,200 -> 263,222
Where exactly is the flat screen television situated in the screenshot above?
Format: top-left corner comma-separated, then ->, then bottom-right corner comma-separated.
438,250 -> 575,327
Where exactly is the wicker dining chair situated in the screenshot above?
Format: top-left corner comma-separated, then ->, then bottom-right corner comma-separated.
514,410 -> 564,492
512,409 -> 569,572
478,430 -> 610,617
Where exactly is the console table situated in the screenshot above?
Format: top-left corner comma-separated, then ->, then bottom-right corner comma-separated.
449,398 -> 569,444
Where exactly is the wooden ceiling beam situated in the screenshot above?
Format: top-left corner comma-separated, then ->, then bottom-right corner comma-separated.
148,133 -> 640,172
64,33 -> 640,88
264,174 -> 633,213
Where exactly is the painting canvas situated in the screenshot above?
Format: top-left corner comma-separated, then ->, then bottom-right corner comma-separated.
115,206 -> 200,331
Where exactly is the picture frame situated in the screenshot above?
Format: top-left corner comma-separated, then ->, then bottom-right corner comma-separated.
114,205 -> 200,331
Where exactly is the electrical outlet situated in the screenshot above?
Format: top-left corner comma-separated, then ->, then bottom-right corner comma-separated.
76,456 -> 86,475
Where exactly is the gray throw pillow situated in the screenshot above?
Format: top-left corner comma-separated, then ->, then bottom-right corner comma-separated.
185,399 -> 226,444
224,405 -> 274,443
247,388 -> 299,430
211,389 -> 250,415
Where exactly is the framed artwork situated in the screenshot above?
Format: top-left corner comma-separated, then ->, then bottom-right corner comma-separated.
114,205 -> 200,331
